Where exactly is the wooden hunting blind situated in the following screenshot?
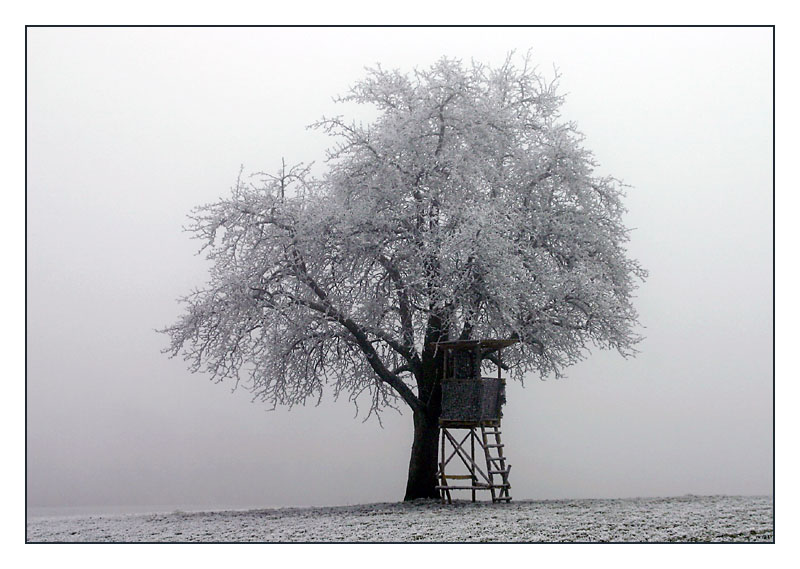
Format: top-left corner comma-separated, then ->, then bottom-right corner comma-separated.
434,338 -> 518,503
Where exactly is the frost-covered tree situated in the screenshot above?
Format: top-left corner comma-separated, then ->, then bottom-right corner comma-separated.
162,54 -> 646,500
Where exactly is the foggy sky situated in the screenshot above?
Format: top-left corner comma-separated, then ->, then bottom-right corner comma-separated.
26,27 -> 773,512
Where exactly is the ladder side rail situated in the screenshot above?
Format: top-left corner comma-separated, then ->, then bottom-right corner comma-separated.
494,428 -> 511,500
480,426 -> 498,502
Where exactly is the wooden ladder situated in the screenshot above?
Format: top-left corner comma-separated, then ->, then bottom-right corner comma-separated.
480,424 -> 512,502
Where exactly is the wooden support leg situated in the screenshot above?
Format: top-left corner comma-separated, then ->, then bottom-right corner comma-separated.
439,427 -> 451,504
470,428 -> 476,502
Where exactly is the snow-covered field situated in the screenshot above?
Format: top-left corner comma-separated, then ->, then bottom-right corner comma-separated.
27,495 -> 773,543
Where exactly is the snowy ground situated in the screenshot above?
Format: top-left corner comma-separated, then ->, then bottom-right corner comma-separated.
27,495 -> 773,543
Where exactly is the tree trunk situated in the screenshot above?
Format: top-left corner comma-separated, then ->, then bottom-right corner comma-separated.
403,318 -> 445,501
403,410 -> 441,500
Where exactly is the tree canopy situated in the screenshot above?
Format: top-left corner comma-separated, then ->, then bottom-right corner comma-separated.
163,54 -> 646,424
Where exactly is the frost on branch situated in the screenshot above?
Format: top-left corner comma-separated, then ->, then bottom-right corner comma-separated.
162,53 -> 646,419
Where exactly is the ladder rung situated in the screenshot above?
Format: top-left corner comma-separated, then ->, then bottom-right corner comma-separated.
442,474 -> 475,480
488,469 -> 510,474
437,484 -> 509,490
487,456 -> 506,461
